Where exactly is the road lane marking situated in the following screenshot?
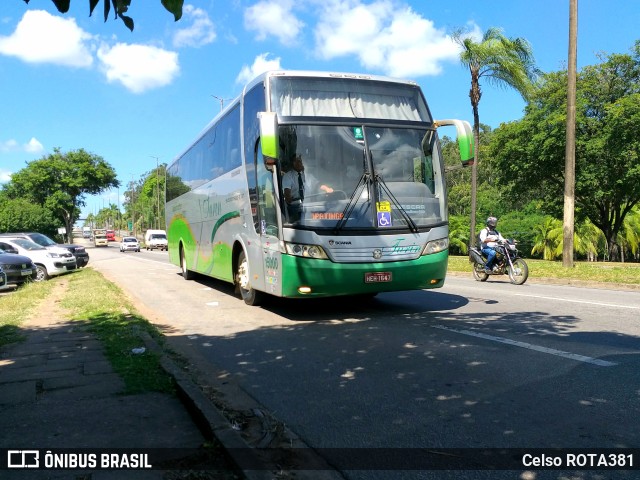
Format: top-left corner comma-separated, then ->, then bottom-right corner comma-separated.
513,293 -> 639,310
433,325 -> 618,367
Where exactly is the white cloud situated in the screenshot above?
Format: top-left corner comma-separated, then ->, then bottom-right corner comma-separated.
24,137 -> 44,154
97,43 -> 180,94
0,140 -> 19,152
172,4 -> 216,48
236,53 -> 282,84
314,0 -> 461,78
0,10 -> 94,67
0,169 -> 12,184
244,0 -> 304,46
0,137 -> 44,154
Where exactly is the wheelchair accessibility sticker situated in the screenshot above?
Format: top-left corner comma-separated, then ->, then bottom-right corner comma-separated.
377,211 -> 392,227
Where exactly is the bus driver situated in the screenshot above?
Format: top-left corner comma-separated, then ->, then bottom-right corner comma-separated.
282,154 -> 333,220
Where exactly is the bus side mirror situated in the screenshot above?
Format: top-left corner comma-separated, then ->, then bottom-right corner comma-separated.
434,119 -> 475,167
258,112 -> 279,166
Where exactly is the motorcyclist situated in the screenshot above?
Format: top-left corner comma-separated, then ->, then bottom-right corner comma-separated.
479,216 -> 505,274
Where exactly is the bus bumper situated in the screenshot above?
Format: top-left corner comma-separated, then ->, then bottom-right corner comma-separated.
280,250 -> 448,298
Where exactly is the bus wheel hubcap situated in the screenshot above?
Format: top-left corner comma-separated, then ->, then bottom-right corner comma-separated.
238,261 -> 249,289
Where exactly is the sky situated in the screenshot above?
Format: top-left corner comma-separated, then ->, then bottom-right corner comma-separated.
1,0 -> 639,219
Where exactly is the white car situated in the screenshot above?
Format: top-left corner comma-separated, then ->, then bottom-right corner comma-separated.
0,238 -> 76,281
119,236 -> 141,252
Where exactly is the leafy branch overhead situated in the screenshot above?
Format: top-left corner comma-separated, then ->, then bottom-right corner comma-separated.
22,0 -> 184,31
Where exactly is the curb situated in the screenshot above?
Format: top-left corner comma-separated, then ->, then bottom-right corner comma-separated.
141,332 -> 345,480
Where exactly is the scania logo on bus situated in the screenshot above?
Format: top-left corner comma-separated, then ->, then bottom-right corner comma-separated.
373,249 -> 383,260
328,240 -> 352,247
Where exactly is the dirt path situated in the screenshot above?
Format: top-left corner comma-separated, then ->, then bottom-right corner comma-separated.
24,277 -> 73,328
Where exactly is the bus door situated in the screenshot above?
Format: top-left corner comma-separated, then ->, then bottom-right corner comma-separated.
256,148 -> 283,296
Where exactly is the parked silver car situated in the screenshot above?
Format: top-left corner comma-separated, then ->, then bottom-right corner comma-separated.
0,238 -> 75,281
0,232 -> 89,267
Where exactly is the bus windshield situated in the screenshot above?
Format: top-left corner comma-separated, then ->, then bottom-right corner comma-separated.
277,124 -> 445,230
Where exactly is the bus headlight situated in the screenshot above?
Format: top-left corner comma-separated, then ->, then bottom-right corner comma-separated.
422,238 -> 449,255
285,243 -> 328,259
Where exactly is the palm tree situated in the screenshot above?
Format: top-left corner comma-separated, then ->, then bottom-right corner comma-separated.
617,210 -> 640,262
574,219 -> 605,262
531,217 -> 563,260
453,27 -> 539,256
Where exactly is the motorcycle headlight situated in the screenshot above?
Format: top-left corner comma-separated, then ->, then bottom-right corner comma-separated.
285,242 -> 328,259
422,237 -> 449,255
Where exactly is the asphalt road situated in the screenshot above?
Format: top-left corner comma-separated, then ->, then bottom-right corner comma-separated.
87,243 -> 640,480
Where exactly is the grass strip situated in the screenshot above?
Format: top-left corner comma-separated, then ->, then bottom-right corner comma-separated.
448,255 -> 640,286
61,268 -> 175,395
0,280 -> 56,347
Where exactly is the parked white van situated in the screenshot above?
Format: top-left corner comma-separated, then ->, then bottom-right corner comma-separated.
0,238 -> 76,281
144,230 -> 168,251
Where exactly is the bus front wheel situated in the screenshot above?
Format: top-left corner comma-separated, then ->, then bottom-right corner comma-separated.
180,246 -> 195,280
235,251 -> 263,306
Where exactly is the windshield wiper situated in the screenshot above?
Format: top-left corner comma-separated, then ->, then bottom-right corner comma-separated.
374,174 -> 419,233
333,171 -> 371,233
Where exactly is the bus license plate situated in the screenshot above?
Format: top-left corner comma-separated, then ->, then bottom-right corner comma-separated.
365,272 -> 392,283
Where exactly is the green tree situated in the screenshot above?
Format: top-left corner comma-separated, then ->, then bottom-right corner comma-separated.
0,195 -> 59,237
84,212 -> 96,230
490,42 -> 640,261
531,217 -> 563,260
123,165 -> 166,233
2,148 -> 119,242
448,215 -> 469,255
453,27 -> 539,252
95,203 -> 120,230
617,209 -> 640,262
23,0 -> 184,31
574,219 -> 605,262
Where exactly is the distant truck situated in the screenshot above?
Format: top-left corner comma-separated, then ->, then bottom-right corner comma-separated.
144,230 -> 168,251
82,226 -> 92,239
93,229 -> 108,247
106,229 -> 116,242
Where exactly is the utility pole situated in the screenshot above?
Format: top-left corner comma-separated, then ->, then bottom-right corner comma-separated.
130,174 -> 136,237
117,185 -> 120,232
150,156 -> 160,229
563,0 -> 578,268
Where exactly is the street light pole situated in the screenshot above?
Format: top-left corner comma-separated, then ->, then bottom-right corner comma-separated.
150,156 -> 160,229
210,95 -> 224,111
130,174 -> 136,237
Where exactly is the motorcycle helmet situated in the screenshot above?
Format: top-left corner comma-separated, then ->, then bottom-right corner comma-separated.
486,216 -> 498,228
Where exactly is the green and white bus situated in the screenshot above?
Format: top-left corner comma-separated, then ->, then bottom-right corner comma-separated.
166,70 -> 474,305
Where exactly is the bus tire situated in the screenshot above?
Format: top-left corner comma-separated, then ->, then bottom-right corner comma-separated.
235,250 -> 263,306
180,246 -> 195,280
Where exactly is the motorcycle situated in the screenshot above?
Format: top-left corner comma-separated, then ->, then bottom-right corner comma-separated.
469,239 -> 529,285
